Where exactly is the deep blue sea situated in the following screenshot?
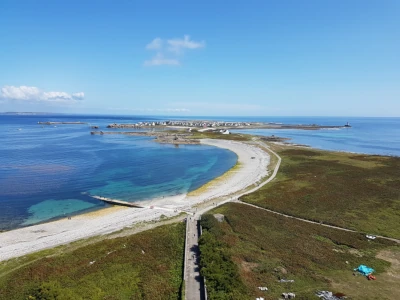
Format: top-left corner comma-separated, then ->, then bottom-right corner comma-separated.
0,115 -> 399,230
0,114 -> 237,230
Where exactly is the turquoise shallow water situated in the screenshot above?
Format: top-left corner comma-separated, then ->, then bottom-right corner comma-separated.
0,115 -> 237,230
22,199 -> 96,226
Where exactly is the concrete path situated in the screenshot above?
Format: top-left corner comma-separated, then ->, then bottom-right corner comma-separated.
184,215 -> 205,300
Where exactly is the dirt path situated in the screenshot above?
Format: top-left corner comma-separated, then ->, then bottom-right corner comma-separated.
236,191 -> 400,244
235,141 -> 400,244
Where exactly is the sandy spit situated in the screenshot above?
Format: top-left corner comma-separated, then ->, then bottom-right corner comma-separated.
0,139 -> 269,262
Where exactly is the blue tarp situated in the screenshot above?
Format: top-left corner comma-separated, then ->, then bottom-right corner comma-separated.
354,265 -> 374,276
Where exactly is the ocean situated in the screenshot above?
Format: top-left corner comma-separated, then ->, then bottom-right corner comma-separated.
230,116 -> 400,157
0,114 -> 237,230
0,114 -> 399,230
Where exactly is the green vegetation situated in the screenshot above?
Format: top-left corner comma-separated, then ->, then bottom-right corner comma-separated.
242,148 -> 400,238
0,223 -> 185,300
199,215 -> 247,299
199,203 -> 398,300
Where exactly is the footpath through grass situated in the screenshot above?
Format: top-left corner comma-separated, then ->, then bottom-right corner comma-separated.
241,147 -> 400,239
0,223 -> 185,300
199,203 -> 398,300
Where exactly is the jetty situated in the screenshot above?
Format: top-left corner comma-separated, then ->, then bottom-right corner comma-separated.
38,121 -> 87,125
90,131 -> 161,136
91,195 -> 143,208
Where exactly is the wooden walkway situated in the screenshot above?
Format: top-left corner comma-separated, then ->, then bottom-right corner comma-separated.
90,195 -> 143,208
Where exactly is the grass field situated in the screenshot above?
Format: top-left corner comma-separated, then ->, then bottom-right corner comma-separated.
241,147 -> 400,239
199,203 -> 399,300
0,223 -> 185,300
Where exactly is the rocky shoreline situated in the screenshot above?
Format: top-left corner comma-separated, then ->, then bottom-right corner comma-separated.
90,131 -> 200,145
38,121 -> 87,125
259,135 -> 291,143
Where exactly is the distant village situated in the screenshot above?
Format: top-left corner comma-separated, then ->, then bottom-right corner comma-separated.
107,120 -> 252,129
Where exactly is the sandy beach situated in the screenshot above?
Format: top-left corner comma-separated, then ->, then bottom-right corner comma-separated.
0,139 -> 270,262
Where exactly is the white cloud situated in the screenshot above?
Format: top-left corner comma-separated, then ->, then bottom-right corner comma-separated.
144,35 -> 205,66
42,91 -> 73,101
146,38 -> 163,50
167,35 -> 205,54
1,86 -> 41,101
1,86 -> 84,103
72,92 -> 85,100
144,53 -> 180,66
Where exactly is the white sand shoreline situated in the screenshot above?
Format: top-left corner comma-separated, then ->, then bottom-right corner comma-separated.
0,139 -> 270,262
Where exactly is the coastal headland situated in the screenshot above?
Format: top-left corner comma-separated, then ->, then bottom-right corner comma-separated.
106,120 -> 350,130
90,131 -> 200,144
35,118 -> 350,132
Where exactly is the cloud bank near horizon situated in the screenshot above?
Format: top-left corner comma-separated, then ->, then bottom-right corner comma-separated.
1,86 -> 85,103
144,35 -> 205,66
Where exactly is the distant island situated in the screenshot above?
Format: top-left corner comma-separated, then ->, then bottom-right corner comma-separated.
105,120 -> 351,130
0,112 -> 65,115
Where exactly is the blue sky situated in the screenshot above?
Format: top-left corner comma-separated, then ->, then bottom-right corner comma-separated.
0,0 -> 399,116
